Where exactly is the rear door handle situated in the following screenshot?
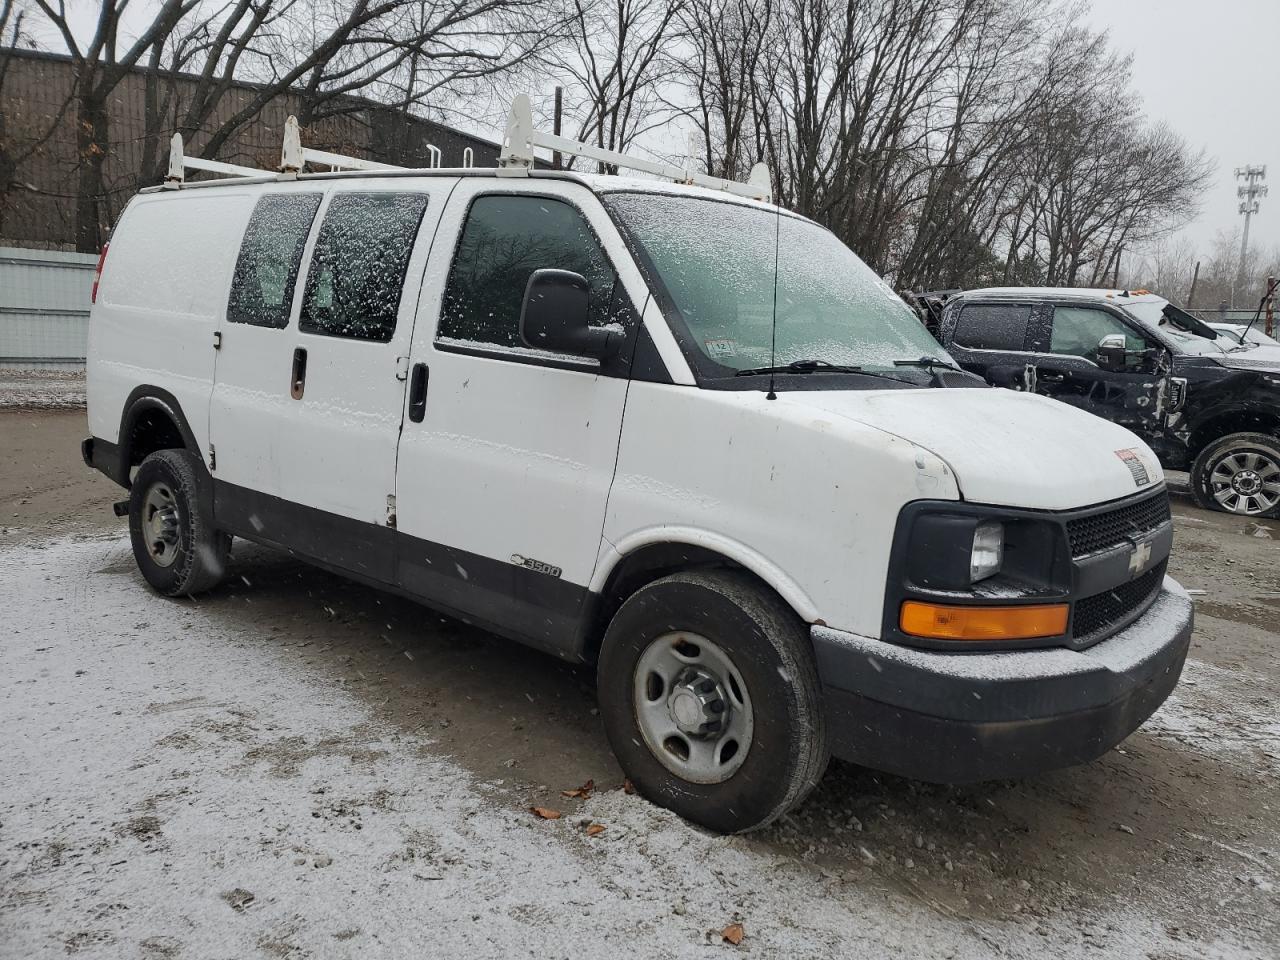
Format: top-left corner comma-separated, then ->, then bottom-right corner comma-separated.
290,347 -> 308,400
408,362 -> 428,422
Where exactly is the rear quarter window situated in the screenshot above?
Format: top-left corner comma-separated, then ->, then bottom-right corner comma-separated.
951,304 -> 1033,351
98,194 -> 254,321
228,194 -> 323,328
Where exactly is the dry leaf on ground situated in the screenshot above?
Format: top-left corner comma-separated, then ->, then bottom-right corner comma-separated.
529,807 -> 562,820
721,923 -> 745,945
586,823 -> 605,836
561,778 -> 595,799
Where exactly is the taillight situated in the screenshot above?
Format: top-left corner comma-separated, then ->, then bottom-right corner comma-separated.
91,242 -> 109,304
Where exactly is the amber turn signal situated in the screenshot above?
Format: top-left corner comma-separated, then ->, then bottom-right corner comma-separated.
900,600 -> 1068,641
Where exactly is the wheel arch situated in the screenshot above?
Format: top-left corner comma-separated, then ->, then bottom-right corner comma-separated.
583,528 -> 821,662
115,386 -> 202,486
1186,406 -> 1280,462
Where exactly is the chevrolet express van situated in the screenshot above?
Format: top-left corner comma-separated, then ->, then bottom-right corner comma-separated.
81,109 -> 1193,832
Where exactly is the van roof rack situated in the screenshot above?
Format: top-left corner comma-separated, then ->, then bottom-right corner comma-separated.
496,94 -> 771,202
163,98 -> 772,202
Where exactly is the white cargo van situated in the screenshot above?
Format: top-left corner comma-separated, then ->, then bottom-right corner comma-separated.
82,100 -> 1192,832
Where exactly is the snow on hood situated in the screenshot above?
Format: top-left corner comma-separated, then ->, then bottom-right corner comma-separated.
785,388 -> 1163,511
1216,344 -> 1280,371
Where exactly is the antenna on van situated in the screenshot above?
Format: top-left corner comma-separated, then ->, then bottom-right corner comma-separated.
765,183 -> 781,401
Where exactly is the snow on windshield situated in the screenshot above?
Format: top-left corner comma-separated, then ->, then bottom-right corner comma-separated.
605,194 -> 947,374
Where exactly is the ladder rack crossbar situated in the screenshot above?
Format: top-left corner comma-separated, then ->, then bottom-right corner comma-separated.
301,146 -> 404,172
183,155 -> 270,178
531,130 -> 768,201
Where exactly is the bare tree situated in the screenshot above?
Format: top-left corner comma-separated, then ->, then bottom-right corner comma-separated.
549,0 -> 684,167
31,0 -> 199,250
0,0 -> 30,226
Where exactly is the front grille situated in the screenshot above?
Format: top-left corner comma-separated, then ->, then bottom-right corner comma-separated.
1066,491 -> 1171,558
1072,562 -> 1165,643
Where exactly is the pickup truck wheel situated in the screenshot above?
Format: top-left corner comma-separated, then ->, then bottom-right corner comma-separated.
1190,432 -> 1280,518
128,449 -> 230,596
597,570 -> 828,833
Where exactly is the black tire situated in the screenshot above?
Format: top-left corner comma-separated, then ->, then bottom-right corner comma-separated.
597,570 -> 828,833
128,449 -> 230,596
1190,432 -> 1280,518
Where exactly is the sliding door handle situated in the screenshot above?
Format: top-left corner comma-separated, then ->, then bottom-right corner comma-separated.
408,362 -> 429,422
290,347 -> 308,400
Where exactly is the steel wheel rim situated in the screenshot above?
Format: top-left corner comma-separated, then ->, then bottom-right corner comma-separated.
142,482 -> 182,568
633,631 -> 753,784
1209,450 -> 1280,515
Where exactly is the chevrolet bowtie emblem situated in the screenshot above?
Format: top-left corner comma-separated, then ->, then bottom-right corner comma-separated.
1128,540 -> 1152,576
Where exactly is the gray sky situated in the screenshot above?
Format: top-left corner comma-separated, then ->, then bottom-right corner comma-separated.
1084,0 -> 1280,257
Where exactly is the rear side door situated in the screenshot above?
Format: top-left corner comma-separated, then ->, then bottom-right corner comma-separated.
943,301 -> 1039,388
210,181 -> 452,582
1028,303 -> 1168,442
394,180 -> 645,655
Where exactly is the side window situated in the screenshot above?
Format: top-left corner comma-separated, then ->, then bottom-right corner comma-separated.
952,304 -> 1032,351
299,192 -> 430,343
227,194 -> 322,328
1050,306 -> 1145,361
438,194 -> 621,349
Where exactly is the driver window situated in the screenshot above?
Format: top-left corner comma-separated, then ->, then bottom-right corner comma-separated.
1049,306 -> 1145,362
437,195 -> 621,349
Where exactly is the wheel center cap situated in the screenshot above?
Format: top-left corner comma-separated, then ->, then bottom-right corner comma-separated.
670,692 -> 703,728
666,669 -> 728,737
1233,470 -> 1262,494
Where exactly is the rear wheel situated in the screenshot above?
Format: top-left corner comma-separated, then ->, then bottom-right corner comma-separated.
128,449 -> 230,596
597,570 -> 828,833
1190,432 -> 1280,517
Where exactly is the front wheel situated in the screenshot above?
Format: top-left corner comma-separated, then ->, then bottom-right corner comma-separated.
597,570 -> 829,833
1190,432 -> 1280,518
128,449 -> 230,596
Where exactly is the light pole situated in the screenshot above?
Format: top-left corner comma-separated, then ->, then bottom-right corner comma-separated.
1235,165 -> 1268,306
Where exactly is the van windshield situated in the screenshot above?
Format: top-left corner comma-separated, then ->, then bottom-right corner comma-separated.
604,192 -> 949,380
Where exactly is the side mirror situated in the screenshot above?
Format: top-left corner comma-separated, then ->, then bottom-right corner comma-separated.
1096,333 -> 1127,372
519,269 -> 620,361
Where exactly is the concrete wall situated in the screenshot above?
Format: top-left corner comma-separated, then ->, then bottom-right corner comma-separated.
0,246 -> 96,369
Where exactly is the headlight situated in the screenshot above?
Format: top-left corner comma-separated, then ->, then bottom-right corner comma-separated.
970,521 -> 1004,583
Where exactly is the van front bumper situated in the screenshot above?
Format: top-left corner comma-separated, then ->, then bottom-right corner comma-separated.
811,577 -> 1193,783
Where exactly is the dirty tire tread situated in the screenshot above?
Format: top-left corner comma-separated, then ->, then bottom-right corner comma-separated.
1190,431 -> 1280,518
597,570 -> 829,833
128,449 -> 229,597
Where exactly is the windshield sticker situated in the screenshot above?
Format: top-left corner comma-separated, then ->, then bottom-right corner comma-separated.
1115,448 -> 1152,487
704,338 -> 738,360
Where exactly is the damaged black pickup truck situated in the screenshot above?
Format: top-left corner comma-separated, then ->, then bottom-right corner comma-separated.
928,286 -> 1280,518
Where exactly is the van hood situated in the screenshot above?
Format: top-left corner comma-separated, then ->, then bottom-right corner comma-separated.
785,388 -> 1163,511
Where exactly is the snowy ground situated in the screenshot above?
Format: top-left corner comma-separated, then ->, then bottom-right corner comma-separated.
1,411 -> 1278,958
0,369 -> 86,409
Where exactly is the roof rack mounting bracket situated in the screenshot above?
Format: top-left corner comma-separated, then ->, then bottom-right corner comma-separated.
164,133 -> 185,188
497,93 -> 535,177
281,116 -> 303,175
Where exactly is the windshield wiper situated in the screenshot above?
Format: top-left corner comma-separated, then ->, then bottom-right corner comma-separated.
734,359 -> 919,386
892,356 -> 962,372
891,355 -> 978,387
735,359 -> 865,377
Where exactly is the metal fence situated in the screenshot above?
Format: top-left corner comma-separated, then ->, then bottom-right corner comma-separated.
0,246 -> 95,370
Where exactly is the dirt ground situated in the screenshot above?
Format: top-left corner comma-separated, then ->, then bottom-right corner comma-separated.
1,408 -> 1277,958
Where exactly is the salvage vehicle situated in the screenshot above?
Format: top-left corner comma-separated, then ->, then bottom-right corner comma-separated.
935,287 -> 1280,518
82,98 -> 1192,833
